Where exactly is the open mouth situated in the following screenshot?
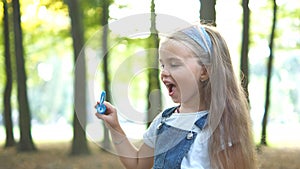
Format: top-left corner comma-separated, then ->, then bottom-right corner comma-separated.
166,83 -> 176,96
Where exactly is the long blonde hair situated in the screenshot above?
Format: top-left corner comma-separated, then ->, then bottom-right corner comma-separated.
164,24 -> 257,169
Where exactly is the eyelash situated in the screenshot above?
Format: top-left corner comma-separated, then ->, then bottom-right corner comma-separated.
160,63 -> 180,69
170,63 -> 180,67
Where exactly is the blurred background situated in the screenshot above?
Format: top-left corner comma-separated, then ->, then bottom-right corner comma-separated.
0,0 -> 299,168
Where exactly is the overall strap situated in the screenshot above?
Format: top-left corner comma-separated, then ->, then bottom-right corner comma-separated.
194,113 -> 208,130
161,106 -> 178,118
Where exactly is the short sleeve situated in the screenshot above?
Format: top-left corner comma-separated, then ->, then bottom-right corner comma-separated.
143,113 -> 162,148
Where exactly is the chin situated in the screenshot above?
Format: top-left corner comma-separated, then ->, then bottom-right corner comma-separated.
171,98 -> 181,104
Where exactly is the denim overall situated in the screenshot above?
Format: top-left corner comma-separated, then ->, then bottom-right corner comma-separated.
153,107 -> 208,169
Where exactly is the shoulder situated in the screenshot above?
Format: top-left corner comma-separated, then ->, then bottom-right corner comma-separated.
143,111 -> 162,148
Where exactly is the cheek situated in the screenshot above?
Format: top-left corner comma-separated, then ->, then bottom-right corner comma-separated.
176,75 -> 201,102
179,66 -> 201,81
174,71 -> 200,89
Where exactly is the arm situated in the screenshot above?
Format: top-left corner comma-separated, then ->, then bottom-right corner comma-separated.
95,101 -> 154,169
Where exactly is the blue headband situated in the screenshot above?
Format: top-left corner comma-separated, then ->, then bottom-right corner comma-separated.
182,26 -> 212,53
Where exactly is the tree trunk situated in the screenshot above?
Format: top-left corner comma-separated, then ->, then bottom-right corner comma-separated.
100,0 -> 112,150
199,0 -> 216,26
3,0 -> 15,148
12,0 -> 36,151
147,0 -> 162,127
261,0 -> 277,146
240,0 -> 250,103
67,0 -> 90,155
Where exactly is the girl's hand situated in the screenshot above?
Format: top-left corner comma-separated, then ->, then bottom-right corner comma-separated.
95,101 -> 122,131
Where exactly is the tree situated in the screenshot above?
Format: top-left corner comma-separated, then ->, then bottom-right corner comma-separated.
2,0 -> 15,148
199,0 -> 216,26
240,0 -> 250,102
12,0 -> 36,151
147,0 -> 162,127
100,0 -> 112,150
67,0 -> 90,155
261,0 -> 278,146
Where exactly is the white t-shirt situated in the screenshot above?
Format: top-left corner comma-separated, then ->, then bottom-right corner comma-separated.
143,110 -> 211,169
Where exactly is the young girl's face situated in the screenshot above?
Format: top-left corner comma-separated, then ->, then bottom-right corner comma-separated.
159,40 -> 207,106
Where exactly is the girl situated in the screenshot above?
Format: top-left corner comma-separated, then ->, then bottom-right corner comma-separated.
95,24 -> 257,169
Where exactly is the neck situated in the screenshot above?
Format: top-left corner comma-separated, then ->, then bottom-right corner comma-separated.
179,102 -> 207,113
178,88 -> 209,113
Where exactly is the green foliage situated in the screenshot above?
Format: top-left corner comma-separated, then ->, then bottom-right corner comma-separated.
249,0 -> 300,125
0,0 -> 73,124
108,37 -> 150,110
0,0 -> 299,129
0,0 -> 120,124
20,0 -> 72,123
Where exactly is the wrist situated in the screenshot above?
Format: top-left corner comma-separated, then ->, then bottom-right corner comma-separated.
113,136 -> 127,145
110,127 -> 127,145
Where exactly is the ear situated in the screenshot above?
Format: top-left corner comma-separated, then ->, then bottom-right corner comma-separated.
200,66 -> 209,82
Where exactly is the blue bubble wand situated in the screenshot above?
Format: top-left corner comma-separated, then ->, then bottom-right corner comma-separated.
96,91 -> 107,114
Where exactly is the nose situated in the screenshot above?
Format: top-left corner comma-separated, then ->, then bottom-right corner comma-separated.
160,67 -> 171,78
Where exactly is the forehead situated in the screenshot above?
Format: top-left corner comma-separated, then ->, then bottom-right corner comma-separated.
159,39 -> 195,61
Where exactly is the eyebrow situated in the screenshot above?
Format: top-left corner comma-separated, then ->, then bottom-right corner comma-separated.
159,56 -> 182,63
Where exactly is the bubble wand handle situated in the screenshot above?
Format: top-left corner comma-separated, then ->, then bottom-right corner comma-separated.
96,91 -> 107,114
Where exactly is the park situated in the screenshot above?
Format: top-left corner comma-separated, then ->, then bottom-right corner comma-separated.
1,0 -> 300,168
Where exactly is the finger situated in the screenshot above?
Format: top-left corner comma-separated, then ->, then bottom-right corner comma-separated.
95,112 -> 101,118
103,101 -> 116,113
95,112 -> 106,120
94,101 -> 100,108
